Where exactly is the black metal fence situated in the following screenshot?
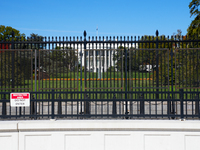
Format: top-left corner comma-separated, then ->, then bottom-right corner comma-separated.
0,30 -> 200,120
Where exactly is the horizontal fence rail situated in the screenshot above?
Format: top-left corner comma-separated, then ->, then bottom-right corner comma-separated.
0,30 -> 200,120
0,90 -> 199,119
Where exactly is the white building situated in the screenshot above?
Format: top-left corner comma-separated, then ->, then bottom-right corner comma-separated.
57,42 -> 137,72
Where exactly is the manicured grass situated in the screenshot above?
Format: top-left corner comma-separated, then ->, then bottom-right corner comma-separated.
50,71 -> 152,79
1,71 -> 199,100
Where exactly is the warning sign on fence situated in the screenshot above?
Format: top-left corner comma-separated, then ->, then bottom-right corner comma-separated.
10,93 -> 30,107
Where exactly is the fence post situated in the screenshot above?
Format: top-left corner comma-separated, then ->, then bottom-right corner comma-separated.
140,93 -> 144,115
84,31 -> 87,90
58,95 -> 62,116
112,94 -> 117,116
167,95 -> 175,119
171,99 -> 175,119
180,89 -> 184,120
84,95 -> 90,117
83,31 -> 90,117
51,89 -> 55,119
30,94 -> 35,118
156,30 -> 159,100
2,94 -> 6,118
11,31 -> 15,92
124,47 -> 128,118
167,95 -> 171,118
32,49 -> 38,120
195,93 -> 199,116
34,49 -> 37,93
80,34 -> 83,108
170,48 -> 175,119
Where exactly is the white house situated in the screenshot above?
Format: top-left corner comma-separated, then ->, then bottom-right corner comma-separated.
57,42 -> 138,73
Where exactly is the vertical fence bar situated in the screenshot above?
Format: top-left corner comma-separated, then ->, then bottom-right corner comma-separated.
156,30 -> 159,100
112,94 -> 117,117
140,93 -> 144,115
80,37 -> 83,115
167,95 -> 171,118
58,95 -> 62,116
30,49 -> 37,117
81,94 -> 90,118
31,94 -> 35,118
167,95 -> 175,119
170,48 -> 175,119
195,93 -> 199,116
129,48 -> 133,117
35,49 -> 37,92
11,31 -> 15,92
180,89 -> 184,120
125,47 -> 128,118
83,31 -> 90,115
2,94 -> 6,118
52,89 -> 55,119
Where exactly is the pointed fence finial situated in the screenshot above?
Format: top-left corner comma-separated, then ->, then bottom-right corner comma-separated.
156,30 -> 159,37
84,30 -> 87,38
12,30 -> 15,37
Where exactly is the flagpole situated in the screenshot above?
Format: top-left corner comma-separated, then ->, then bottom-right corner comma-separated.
96,25 -> 101,78
96,25 -> 98,37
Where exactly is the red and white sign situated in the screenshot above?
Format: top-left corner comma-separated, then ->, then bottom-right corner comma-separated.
10,93 -> 30,107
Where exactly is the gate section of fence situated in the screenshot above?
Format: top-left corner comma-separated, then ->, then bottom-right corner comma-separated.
0,30 -> 200,120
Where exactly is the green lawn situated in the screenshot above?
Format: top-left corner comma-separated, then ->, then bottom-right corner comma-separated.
50,71 -> 152,79
2,78 -> 196,100
1,71 -> 199,99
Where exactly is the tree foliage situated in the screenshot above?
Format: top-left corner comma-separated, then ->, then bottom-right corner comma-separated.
39,46 -> 78,78
0,51 -> 32,86
0,25 -> 25,41
54,46 -> 78,71
189,0 -> 200,17
26,33 -> 44,49
187,0 -> 200,36
184,1 -> 200,87
112,36 -> 172,72
0,26 -> 29,86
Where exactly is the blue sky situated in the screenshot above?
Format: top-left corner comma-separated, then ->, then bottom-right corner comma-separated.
0,0 -> 193,37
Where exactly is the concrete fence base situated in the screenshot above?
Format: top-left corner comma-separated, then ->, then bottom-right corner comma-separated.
1,120 -> 200,150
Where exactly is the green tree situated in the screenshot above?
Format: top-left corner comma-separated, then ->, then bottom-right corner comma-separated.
26,33 -> 44,49
183,0 -> 200,87
153,51 -> 175,85
0,26 -> 29,86
54,46 -> 78,71
137,36 -> 175,85
175,49 -> 200,87
0,25 -> 25,41
0,51 -> 27,86
187,0 -> 200,36
112,36 -> 172,72
40,46 -> 78,78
